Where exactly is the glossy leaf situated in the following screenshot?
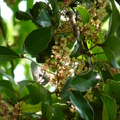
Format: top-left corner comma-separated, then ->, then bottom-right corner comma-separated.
76,7 -> 90,25
103,36 -> 120,58
70,72 -> 99,92
69,91 -> 94,120
79,62 -> 97,79
24,27 -> 51,56
103,47 -> 120,68
52,103 -> 67,111
15,10 -> 32,21
29,2 -> 51,19
33,9 -> 52,27
0,80 -> 17,103
104,80 -> 120,104
0,46 -> 20,62
107,0 -> 120,37
20,101 -> 42,113
101,94 -> 117,120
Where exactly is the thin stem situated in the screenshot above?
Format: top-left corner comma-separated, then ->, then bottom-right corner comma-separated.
89,44 -> 102,50
91,52 -> 104,55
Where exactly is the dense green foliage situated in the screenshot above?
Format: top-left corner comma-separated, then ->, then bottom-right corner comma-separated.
0,0 -> 120,119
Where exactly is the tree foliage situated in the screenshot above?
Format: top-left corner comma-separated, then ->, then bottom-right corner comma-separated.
0,0 -> 120,119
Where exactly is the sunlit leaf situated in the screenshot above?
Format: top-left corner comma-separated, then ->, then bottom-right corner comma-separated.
69,91 -> 94,120
101,94 -> 117,120
76,7 -> 90,25
24,27 -> 51,56
20,101 -> 42,113
0,46 -> 20,62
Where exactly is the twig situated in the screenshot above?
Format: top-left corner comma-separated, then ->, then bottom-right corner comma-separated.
89,44 -> 102,50
91,52 -> 104,55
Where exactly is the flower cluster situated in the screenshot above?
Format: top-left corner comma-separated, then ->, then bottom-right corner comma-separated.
43,37 -> 89,91
0,95 -> 20,119
77,0 -> 108,44
42,0 -> 108,91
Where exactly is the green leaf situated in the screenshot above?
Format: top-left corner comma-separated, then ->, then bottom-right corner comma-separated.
20,101 -> 42,113
103,47 -> 120,68
36,39 -> 55,63
0,69 -> 20,93
103,80 -> 120,104
21,83 -> 51,104
70,72 -> 99,92
101,94 -> 117,120
92,46 -> 107,61
99,68 -> 112,81
104,36 -> 120,58
0,46 -> 20,62
60,78 -> 73,101
113,74 -> 120,81
76,7 -> 90,25
18,80 -> 35,94
106,0 -> 120,37
48,0 -> 59,27
29,2 -> 51,19
15,10 -> 32,21
24,27 -> 51,56
52,103 -> 67,111
79,63 -> 97,79
33,9 -> 52,27
42,102 -> 52,120
69,91 -> 94,120
0,80 -> 17,103
52,108 -> 64,120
